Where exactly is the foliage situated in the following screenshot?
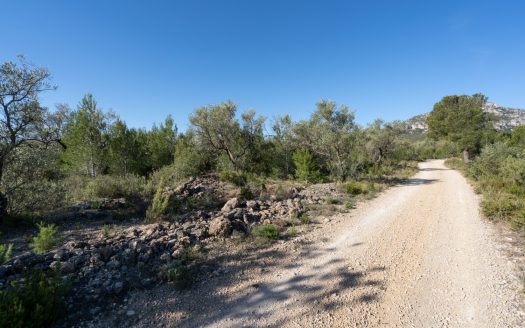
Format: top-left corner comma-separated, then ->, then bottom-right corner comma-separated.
189,101 -> 265,173
0,242 -> 13,264
294,100 -> 357,180
292,148 -> 320,183
61,94 -> 112,177
30,222 -> 61,254
251,224 -> 279,241
0,270 -> 69,328
427,94 -> 494,158
0,56 -> 63,218
239,186 -> 254,200
145,178 -> 170,222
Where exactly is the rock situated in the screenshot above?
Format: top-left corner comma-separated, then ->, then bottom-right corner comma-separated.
231,220 -> 249,234
208,216 -> 232,237
246,200 -> 259,210
107,259 -> 121,270
98,246 -> 114,261
113,281 -> 124,294
49,261 -> 74,274
221,198 -> 240,213
126,310 -> 136,316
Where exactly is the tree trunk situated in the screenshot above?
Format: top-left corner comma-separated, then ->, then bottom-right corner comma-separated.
463,149 -> 470,163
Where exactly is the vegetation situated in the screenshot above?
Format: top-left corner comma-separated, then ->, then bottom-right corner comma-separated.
251,224 -> 279,241
30,222 -> 61,254
0,242 -> 13,264
0,270 -> 69,328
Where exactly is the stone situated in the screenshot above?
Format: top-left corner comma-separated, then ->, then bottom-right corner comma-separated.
221,198 -> 240,213
107,259 -> 121,270
126,310 -> 136,316
208,216 -> 232,237
113,281 -> 124,294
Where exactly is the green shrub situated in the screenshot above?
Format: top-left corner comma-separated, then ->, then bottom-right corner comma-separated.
239,186 -> 254,200
162,264 -> 193,288
30,222 -> 61,254
444,157 -> 466,171
145,178 -> 170,222
251,224 -> 279,241
101,224 -> 112,238
324,196 -> 338,204
0,243 -> 13,264
292,149 -> 320,184
344,181 -> 365,195
345,199 -> 355,209
0,270 -> 69,328
480,192 -> 519,221
219,171 -> 247,186
286,226 -> 297,237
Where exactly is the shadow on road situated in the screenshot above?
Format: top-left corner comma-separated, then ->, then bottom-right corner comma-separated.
130,239 -> 387,328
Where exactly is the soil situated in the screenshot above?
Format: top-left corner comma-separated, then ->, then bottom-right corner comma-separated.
76,160 -> 525,327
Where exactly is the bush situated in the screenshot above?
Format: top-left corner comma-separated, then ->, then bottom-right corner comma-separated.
251,224 -> 279,241
0,243 -> 13,264
343,181 -> 365,195
239,186 -> 254,200
345,199 -> 355,209
292,149 -> 320,184
63,174 -> 147,204
162,264 -> 193,288
0,270 -> 69,328
145,178 -> 170,222
480,192 -> 520,221
444,157 -> 466,171
30,222 -> 61,254
219,171 -> 247,186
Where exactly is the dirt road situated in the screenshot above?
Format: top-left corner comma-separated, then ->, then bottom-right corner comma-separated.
125,160 -> 524,328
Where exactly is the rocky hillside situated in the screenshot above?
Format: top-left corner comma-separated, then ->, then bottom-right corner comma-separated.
404,102 -> 525,133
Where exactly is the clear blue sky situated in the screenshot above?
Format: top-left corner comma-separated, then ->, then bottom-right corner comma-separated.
1,0 -> 524,130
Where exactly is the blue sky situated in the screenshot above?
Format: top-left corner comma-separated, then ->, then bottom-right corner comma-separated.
1,0 -> 524,130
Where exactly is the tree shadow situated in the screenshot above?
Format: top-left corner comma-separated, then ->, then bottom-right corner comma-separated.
127,239 -> 388,328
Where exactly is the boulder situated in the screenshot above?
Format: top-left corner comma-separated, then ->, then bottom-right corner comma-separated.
208,216 -> 232,237
221,198 -> 240,213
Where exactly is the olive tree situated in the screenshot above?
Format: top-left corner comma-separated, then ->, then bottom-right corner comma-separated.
0,57 -> 63,219
189,101 -> 265,173
294,100 -> 357,180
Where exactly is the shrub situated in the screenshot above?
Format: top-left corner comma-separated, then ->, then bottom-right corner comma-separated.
239,186 -> 254,200
480,192 -> 519,221
219,171 -> 247,186
0,243 -> 13,264
251,224 -> 279,241
292,149 -> 320,184
345,199 -> 355,209
286,226 -> 297,237
162,264 -> 193,288
324,196 -> 338,204
101,224 -> 112,238
0,270 -> 69,328
344,181 -> 365,195
444,157 -> 466,171
145,178 -> 170,222
30,222 -> 61,254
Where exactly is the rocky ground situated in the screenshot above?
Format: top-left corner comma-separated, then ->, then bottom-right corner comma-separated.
0,175 -> 356,326
73,160 -> 525,328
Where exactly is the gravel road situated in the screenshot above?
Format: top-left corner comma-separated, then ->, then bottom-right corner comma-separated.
123,159 -> 524,328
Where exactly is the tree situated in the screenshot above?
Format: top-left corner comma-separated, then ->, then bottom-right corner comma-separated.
292,148 -> 319,183
271,115 -> 295,178
108,118 -> 141,175
61,94 -> 112,177
146,115 -> 177,171
294,100 -> 357,180
366,119 -> 401,165
189,101 -> 265,172
427,93 -> 494,161
0,56 -> 62,219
